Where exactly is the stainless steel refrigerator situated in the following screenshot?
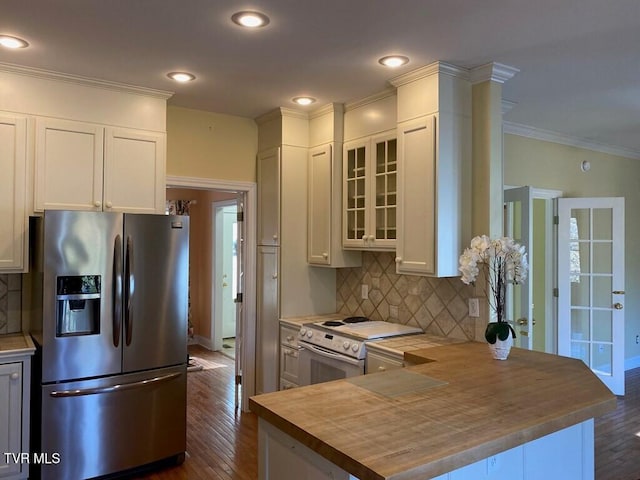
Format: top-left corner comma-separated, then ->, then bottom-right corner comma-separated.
27,210 -> 189,480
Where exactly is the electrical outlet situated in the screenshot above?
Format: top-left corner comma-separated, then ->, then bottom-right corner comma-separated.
468,298 -> 480,317
361,284 -> 369,300
636,335 -> 639,345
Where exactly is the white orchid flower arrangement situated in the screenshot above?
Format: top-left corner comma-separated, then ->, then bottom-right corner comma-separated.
459,235 -> 529,344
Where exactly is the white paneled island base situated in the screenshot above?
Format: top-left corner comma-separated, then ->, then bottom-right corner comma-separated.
250,342 -> 614,480
258,417 -> 594,480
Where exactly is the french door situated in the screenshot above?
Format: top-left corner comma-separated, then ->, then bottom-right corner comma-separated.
504,186 -> 533,350
557,197 -> 625,395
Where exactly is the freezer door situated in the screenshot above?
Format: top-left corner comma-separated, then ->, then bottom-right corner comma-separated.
40,210 -> 123,383
38,365 -> 186,480
123,214 -> 189,372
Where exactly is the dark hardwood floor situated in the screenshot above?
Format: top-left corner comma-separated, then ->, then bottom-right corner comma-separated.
132,346 -> 640,480
595,367 -> 640,480
132,345 -> 258,480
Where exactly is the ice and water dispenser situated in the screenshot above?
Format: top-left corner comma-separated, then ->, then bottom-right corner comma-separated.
56,275 -> 101,336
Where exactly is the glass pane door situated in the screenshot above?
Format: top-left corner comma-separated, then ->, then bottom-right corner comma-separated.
344,144 -> 367,242
558,197 -> 625,395
373,136 -> 397,242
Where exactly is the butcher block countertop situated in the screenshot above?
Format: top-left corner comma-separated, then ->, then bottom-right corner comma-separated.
249,341 -> 616,480
0,333 -> 35,360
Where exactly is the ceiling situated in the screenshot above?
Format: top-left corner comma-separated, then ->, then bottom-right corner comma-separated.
2,1 -> 640,156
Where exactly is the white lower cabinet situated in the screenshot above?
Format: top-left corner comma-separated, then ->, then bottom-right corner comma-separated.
0,345 -> 33,480
258,419 -> 595,480
365,348 -> 403,374
279,323 -> 301,388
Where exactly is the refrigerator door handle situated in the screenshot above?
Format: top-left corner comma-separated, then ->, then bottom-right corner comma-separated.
49,372 -> 182,398
113,234 -> 123,348
125,235 -> 134,346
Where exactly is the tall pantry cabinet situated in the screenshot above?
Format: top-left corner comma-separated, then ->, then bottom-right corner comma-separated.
255,108 -> 336,394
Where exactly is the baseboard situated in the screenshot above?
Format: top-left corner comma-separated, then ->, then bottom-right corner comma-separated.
194,335 -> 214,351
625,355 -> 640,371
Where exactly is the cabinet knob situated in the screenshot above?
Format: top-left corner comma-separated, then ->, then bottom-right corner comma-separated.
378,366 -> 386,372
395,256 -> 402,264
361,235 -> 367,241
94,200 -> 102,208
286,335 -> 294,342
368,235 -> 375,241
105,201 -> 113,209
322,252 -> 329,259
10,372 -> 19,380
272,234 -> 278,241
272,273 -> 278,279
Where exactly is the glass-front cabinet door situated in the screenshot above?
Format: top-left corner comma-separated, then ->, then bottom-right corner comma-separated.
343,130 -> 396,250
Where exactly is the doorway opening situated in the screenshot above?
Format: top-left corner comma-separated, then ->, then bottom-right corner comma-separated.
213,200 -> 238,358
504,186 -> 562,354
166,176 -> 257,412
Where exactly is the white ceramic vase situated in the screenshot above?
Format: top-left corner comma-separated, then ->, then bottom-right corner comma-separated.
488,334 -> 513,360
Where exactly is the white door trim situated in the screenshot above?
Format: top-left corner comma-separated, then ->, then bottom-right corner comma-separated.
167,175 -> 257,412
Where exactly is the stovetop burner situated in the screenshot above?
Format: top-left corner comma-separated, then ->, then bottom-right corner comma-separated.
322,320 -> 345,327
322,316 -> 371,327
343,316 -> 370,324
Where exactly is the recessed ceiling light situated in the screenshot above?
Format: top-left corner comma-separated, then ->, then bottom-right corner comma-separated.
231,11 -> 270,28
378,55 -> 410,68
0,35 -> 29,49
167,72 -> 196,83
292,97 -> 316,106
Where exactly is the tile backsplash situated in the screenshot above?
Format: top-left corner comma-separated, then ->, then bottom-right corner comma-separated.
337,252 -> 484,341
0,274 -> 22,334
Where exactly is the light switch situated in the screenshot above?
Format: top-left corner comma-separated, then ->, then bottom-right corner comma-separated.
361,284 -> 369,300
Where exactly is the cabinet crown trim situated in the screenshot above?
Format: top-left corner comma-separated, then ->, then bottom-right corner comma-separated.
469,62 -> 520,85
344,88 -> 396,112
389,61 -> 469,87
309,102 -> 344,119
0,61 -> 174,100
255,107 -> 309,124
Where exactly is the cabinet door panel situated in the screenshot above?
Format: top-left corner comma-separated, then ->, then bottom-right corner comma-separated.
35,118 -> 104,211
104,128 -> 165,213
258,148 -> 281,246
0,114 -> 27,271
0,362 -> 22,478
257,246 -> 279,394
308,145 -> 332,264
343,139 -> 368,248
396,116 -> 436,275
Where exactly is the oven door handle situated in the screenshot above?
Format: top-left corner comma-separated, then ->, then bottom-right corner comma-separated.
299,343 -> 363,367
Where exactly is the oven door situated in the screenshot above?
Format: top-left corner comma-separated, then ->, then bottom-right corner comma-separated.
298,342 -> 365,386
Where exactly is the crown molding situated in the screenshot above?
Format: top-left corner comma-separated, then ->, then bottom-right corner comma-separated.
502,99 -> 518,115
470,62 -> 520,85
0,62 -> 173,100
344,87 -> 396,112
309,102 -> 344,120
504,121 -> 640,160
389,61 -> 470,87
255,106 -> 309,125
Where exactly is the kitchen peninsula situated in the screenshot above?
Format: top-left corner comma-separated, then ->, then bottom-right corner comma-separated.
249,342 -> 615,480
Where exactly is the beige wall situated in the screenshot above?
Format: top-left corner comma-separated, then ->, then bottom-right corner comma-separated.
167,188 -> 237,342
504,134 -> 640,363
166,106 -> 258,182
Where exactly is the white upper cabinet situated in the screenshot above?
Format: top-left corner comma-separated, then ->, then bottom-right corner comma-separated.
34,119 -> 166,214
35,118 -> 104,212
257,147 -> 281,246
391,62 -> 472,277
308,143 -> 361,267
343,130 -> 397,250
0,114 -> 27,272
103,128 -> 166,214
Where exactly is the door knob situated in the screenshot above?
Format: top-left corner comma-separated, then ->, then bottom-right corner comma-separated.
222,282 -> 228,287
517,318 -> 536,326
614,303 -> 624,310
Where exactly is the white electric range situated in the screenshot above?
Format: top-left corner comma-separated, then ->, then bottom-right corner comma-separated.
297,317 -> 422,386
